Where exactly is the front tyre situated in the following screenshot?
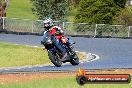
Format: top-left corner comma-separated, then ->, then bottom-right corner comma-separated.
48,50 -> 62,67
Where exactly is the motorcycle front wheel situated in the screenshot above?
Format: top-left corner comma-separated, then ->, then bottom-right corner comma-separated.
48,50 -> 62,67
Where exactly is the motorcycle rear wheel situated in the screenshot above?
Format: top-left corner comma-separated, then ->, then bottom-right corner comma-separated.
70,51 -> 79,65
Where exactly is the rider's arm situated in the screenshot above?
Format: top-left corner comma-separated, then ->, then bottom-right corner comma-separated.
54,26 -> 64,35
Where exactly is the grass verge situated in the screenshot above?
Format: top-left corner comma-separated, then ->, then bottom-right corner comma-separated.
0,42 -> 50,67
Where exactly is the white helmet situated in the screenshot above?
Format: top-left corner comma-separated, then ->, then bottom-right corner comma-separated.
43,18 -> 53,28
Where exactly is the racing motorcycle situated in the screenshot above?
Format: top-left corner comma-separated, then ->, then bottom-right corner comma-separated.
41,31 -> 79,67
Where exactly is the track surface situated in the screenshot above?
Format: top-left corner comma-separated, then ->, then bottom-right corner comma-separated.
0,34 -> 132,72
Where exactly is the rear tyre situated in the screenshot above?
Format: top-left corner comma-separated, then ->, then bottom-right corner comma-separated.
70,51 -> 79,65
48,50 -> 62,67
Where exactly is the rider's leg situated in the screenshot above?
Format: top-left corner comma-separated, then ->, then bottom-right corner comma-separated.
55,39 -> 66,54
54,39 -> 67,59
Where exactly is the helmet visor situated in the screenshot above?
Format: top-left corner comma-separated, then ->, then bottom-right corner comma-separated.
44,23 -> 49,28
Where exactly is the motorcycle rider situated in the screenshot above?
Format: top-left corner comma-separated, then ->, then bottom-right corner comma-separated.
41,18 -> 68,60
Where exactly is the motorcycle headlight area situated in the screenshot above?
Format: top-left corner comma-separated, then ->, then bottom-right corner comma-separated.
47,39 -> 52,44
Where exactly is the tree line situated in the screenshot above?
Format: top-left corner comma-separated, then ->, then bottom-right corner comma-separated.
31,0 -> 131,26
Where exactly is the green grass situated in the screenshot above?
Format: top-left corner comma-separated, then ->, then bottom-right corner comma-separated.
0,77 -> 131,88
7,0 -> 36,19
0,42 -> 50,67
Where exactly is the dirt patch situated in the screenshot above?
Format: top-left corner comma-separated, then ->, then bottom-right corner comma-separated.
76,52 -> 87,60
0,69 -> 132,84
0,72 -> 75,84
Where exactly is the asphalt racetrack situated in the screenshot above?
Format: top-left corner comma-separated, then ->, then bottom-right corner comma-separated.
0,34 -> 132,72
